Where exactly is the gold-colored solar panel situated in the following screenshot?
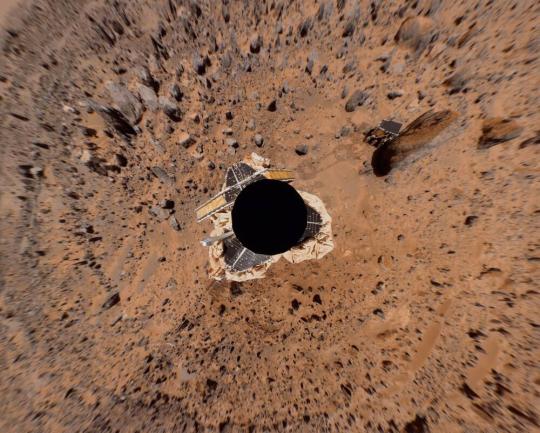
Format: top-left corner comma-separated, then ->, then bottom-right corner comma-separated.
195,167 -> 295,222
196,194 -> 227,221
263,169 -> 295,181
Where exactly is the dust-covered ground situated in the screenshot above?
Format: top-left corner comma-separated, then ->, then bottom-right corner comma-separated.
1,1 -> 539,432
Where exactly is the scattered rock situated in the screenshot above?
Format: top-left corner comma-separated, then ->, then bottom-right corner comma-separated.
169,215 -> 181,231
464,215 -> 478,226
151,166 -> 174,185
305,57 -> 314,75
89,101 -> 136,139
136,65 -> 159,92
137,84 -> 158,111
178,132 -> 195,148
395,16 -> 436,53
226,138 -> 239,148
102,292 -> 120,310
105,81 -> 142,124
249,33 -> 263,53
188,112 -> 200,123
443,70 -> 469,94
295,144 -> 308,155
193,54 -> 211,75
342,20 -> 355,38
115,154 -> 127,167
170,84 -> 183,101
159,96 -> 182,121
345,90 -> 368,112
519,133 -> 540,149
254,134 -> 264,147
267,100 -> 277,112
150,206 -> 171,220
387,90 -> 403,99
160,199 -> 174,209
30,166 -> 44,178
478,118 -> 523,149
299,19 -> 312,37
403,414 -> 429,433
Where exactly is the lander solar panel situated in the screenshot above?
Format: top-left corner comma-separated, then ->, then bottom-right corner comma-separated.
196,163 -> 324,272
195,163 -> 295,222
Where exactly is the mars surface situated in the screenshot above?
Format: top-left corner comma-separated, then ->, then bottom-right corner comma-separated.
1,1 -> 539,432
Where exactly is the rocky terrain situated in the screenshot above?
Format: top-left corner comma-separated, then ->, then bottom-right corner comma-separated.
1,1 -> 539,432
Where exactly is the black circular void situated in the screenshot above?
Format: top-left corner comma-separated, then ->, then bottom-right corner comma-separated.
232,179 -> 307,255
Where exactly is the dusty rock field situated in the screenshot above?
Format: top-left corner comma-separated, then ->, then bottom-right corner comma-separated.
1,1 -> 539,432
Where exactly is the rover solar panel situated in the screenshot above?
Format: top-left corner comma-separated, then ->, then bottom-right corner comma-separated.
300,204 -> 323,241
379,120 -> 402,136
195,163 -> 295,222
365,119 -> 403,148
223,236 -> 271,272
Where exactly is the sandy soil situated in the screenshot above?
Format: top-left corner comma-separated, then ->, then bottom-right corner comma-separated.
0,0 -> 23,27
1,1 -> 539,432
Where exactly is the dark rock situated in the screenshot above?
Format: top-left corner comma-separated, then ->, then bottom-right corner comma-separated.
443,70 -> 468,94
159,97 -> 182,121
17,165 -> 34,179
404,414 -> 429,433
345,90 -> 368,112
221,51 -> 232,69
170,84 -> 183,101
178,132 -> 195,148
82,127 -> 97,137
267,100 -> 277,112
519,133 -> 540,149
137,84 -> 158,111
373,308 -> 384,319
115,154 -> 128,167
464,215 -> 478,226
342,20 -> 355,37
387,90 -> 403,99
89,102 -> 136,139
112,65 -> 127,74
395,16 -> 436,54
136,66 -> 159,92
254,134 -> 264,147
193,54 -> 211,75
106,82 -> 142,124
295,144 -> 308,155
151,166 -> 174,185
478,118 -> 523,149
225,138 -> 238,148
169,215 -> 181,231
150,206 -> 171,220
299,19 -> 312,37
230,282 -> 242,297
342,61 -> 356,74
102,292 -> 120,310
160,199 -> 174,209
250,34 -> 263,53
305,57 -> 314,75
